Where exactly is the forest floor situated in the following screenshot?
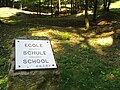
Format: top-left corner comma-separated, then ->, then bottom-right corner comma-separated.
0,2 -> 120,89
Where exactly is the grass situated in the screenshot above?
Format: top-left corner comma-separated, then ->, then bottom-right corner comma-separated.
110,1 -> 120,12
0,4 -> 120,90
110,1 -> 120,9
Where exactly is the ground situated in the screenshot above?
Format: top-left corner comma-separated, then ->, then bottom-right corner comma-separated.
0,1 -> 120,89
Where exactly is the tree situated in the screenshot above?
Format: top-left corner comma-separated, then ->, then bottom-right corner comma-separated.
107,0 -> 111,11
0,20 -> 2,23
0,0 -> 11,6
85,0 -> 89,30
103,0 -> 111,11
0,20 -> 4,24
71,0 -> 73,14
93,0 -> 98,22
58,0 -> 61,13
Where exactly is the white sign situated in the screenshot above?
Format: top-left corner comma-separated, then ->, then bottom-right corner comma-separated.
15,39 -> 57,70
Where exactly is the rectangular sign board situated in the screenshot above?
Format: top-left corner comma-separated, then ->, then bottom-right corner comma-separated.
15,39 -> 57,70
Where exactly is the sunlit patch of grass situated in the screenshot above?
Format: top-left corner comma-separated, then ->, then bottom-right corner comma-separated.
31,30 -> 51,37
81,31 -> 96,38
0,76 -> 8,84
0,76 -> 8,90
31,27 -> 86,48
50,32 -> 70,40
110,1 -> 120,9
57,32 -> 70,40
88,36 -> 113,47
80,43 -> 89,48
110,1 -> 120,12
100,31 -> 114,37
87,36 -> 113,55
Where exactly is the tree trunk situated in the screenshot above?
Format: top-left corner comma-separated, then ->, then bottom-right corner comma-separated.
51,0 -> 53,16
38,0 -> 41,15
20,2 -> 22,10
85,0 -> 89,30
58,0 -> 61,13
93,0 -> 98,22
12,0 -> 14,8
0,20 -> 4,24
71,0 -> 73,14
103,0 -> 107,11
103,0 -> 111,12
107,0 -> 111,11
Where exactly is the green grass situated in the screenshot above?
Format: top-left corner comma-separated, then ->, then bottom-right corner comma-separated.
110,8 -> 120,12
0,6 -> 120,90
110,1 -> 120,9
0,76 -> 8,90
110,0 -> 120,12
59,44 -> 120,90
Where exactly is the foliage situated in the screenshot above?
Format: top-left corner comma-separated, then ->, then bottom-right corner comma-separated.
54,32 -> 70,40
0,76 -> 8,90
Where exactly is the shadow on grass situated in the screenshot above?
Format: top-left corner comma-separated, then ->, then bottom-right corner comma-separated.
56,41 -> 120,90
110,8 -> 120,13
0,33 -> 10,89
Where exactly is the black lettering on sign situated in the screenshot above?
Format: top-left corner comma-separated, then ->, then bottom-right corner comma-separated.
25,43 -> 42,47
23,51 -> 46,55
23,59 -> 49,64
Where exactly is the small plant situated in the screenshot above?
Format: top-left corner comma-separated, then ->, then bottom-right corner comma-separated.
57,32 -> 70,40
